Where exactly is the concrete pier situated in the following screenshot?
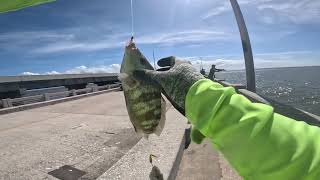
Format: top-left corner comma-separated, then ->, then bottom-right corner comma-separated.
0,73 -> 118,99
0,91 -> 138,179
0,90 -> 239,180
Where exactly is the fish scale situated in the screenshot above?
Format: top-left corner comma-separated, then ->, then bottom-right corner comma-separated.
119,40 -> 166,137
124,84 -> 163,131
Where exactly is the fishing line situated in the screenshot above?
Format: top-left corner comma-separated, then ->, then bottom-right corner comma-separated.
130,0 -> 134,37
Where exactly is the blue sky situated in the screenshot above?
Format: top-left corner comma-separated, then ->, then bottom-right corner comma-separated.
0,0 -> 319,75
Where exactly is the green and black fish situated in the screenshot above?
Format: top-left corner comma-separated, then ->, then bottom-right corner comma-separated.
119,38 -> 166,137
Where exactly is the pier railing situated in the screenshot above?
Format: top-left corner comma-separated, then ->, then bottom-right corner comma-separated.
0,84 -> 120,109
216,79 -> 320,126
1,78 -> 319,127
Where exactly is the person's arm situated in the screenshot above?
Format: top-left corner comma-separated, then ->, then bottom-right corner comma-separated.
186,79 -> 320,180
216,68 -> 225,72
134,56 -> 320,179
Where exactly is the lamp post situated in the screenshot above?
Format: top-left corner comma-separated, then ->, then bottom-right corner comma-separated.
230,0 -> 256,92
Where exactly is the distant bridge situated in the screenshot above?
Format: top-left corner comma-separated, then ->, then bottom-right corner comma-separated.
0,73 -> 119,99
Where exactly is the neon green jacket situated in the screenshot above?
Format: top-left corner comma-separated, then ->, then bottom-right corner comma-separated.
186,79 -> 320,180
0,0 -> 55,13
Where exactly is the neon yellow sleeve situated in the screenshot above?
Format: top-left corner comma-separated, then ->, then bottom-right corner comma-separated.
0,0 -> 55,13
186,79 -> 320,180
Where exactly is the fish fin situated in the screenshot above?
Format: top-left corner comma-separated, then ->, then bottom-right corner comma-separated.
118,73 -> 139,90
133,124 -> 149,139
154,96 -> 166,136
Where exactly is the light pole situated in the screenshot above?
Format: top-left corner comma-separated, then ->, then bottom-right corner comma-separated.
230,0 -> 256,92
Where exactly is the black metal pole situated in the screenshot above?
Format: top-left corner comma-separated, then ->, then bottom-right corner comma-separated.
230,0 -> 256,92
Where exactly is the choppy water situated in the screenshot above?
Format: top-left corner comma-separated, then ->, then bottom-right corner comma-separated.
216,66 -> 320,116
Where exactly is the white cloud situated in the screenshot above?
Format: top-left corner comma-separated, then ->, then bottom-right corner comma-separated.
21,50 -> 320,76
255,0 -> 320,24
203,0 -> 320,24
0,31 -> 75,51
182,50 -> 320,70
190,58 -> 317,71
0,29 -> 127,54
0,31 -> 74,42
32,42 -> 87,54
22,72 -> 41,75
190,58 -> 245,71
238,0 -> 273,5
201,2 -> 230,20
255,50 -> 313,56
45,71 -> 61,75
21,64 -> 121,75
22,71 -> 61,75
30,30 -> 231,54
249,0 -> 320,24
138,30 -> 232,47
0,29 -> 229,55
31,37 -> 126,54
65,64 -> 120,74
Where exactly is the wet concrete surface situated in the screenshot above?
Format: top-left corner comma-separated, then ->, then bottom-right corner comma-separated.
0,92 -> 140,180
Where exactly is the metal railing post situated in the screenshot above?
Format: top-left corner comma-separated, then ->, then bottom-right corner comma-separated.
44,93 -> 50,101
230,0 -> 256,92
2,99 -> 12,108
71,89 -> 77,96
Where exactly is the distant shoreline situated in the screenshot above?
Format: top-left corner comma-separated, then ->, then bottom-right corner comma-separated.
222,65 -> 320,72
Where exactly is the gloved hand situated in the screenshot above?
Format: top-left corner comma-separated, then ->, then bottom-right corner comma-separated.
133,56 -> 206,144
133,56 -> 205,115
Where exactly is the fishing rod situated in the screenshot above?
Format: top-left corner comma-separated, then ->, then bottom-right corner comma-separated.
230,0 -> 256,92
128,0 -> 256,92
130,0 -> 134,37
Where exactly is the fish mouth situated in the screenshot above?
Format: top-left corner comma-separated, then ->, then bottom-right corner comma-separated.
126,37 -> 137,50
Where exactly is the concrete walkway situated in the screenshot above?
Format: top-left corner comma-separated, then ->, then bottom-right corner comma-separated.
0,90 -> 240,180
0,91 -> 140,179
176,140 -> 242,180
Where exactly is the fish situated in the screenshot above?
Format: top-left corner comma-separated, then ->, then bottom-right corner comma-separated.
119,38 -> 166,137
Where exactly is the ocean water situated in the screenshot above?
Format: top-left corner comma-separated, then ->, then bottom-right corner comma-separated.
216,66 -> 320,116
